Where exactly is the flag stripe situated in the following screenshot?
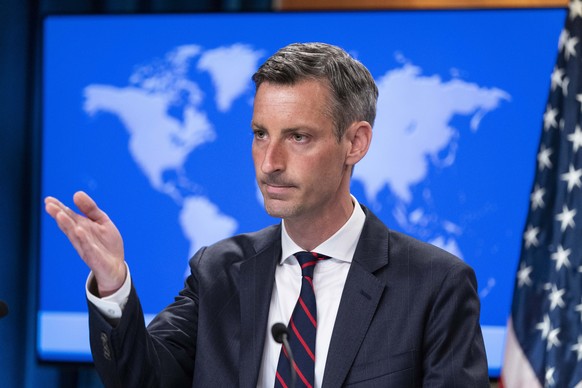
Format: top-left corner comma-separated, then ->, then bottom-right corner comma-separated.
501,319 -> 542,388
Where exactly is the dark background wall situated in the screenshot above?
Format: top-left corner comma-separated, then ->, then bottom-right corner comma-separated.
3,0 -> 558,386
0,2 -> 269,387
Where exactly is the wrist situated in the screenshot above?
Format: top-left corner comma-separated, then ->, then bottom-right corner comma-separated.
96,263 -> 127,297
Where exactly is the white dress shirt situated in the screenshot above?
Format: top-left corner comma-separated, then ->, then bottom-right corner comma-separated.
256,197 -> 365,388
88,196 -> 366,388
86,262 -> 131,321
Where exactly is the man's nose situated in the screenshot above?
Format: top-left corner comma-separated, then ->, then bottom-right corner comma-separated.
261,141 -> 285,174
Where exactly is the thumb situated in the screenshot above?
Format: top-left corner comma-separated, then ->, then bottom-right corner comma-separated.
73,191 -> 110,224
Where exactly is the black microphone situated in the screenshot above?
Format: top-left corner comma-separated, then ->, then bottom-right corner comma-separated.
271,322 -> 296,388
0,300 -> 8,319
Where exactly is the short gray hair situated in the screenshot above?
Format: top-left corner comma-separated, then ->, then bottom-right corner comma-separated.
252,42 -> 378,141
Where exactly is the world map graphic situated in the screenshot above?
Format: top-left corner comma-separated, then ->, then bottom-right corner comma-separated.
83,43 -> 508,268
38,11 -> 566,372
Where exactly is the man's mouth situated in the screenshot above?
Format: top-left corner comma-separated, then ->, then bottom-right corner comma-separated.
263,181 -> 294,196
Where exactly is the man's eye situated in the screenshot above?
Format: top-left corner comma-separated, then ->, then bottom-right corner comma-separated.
254,131 -> 266,139
293,134 -> 305,142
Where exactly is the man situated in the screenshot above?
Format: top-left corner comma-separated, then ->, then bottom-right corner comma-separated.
45,42 -> 488,387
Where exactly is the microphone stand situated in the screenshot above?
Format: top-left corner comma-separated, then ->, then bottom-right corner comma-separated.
272,322 -> 297,388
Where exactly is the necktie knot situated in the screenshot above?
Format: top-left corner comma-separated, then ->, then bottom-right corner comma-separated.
294,251 -> 329,279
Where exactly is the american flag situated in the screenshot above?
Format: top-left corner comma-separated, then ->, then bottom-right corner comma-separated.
501,1 -> 582,387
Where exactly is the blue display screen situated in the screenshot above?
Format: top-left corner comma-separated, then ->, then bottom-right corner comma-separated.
39,10 -> 566,376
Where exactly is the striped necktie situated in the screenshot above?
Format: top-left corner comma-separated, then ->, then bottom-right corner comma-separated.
275,251 -> 329,388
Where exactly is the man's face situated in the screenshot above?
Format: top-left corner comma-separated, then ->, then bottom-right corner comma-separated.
251,80 -> 352,224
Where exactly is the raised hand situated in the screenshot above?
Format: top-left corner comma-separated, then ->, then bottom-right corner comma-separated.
44,191 -> 126,297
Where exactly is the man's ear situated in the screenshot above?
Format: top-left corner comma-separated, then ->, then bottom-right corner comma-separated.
345,121 -> 372,167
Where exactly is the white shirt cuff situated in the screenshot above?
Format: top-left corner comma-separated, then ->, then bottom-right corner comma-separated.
85,262 -> 131,320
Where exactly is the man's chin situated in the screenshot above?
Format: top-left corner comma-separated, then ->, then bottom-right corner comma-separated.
263,200 -> 296,220
264,207 -> 286,219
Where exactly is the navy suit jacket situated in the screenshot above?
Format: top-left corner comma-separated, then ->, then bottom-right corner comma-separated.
88,205 -> 489,387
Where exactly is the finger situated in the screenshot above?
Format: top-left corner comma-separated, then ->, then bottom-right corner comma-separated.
45,196 -> 83,224
51,206 -> 87,255
45,198 -> 70,221
44,196 -> 66,216
44,199 -> 62,220
44,196 -> 60,206
73,191 -> 110,224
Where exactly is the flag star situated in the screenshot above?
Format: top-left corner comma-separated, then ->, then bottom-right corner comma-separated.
572,336 -> 582,361
568,125 -> 582,152
559,29 -> 569,51
530,184 -> 546,210
547,327 -> 561,350
563,76 -> 570,96
551,244 -> 572,271
561,164 -> 582,192
546,366 -> 556,386
551,66 -> 565,90
537,144 -> 553,170
565,36 -> 579,60
570,0 -> 582,20
548,284 -> 566,311
556,204 -> 577,232
543,106 -> 559,130
536,314 -> 551,339
524,225 -> 540,248
517,262 -> 533,287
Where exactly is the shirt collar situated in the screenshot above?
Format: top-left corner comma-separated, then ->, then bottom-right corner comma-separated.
280,195 -> 366,264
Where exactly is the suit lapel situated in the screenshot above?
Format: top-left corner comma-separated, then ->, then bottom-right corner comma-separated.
322,207 -> 390,388
238,227 -> 281,388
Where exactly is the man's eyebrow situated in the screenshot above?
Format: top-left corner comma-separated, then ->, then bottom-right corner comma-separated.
280,127 -> 305,135
251,123 -> 304,132
250,121 -> 265,131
